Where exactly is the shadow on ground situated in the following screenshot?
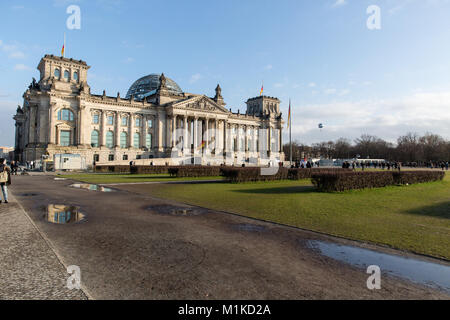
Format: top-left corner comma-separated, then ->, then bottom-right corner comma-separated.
405,201 -> 450,219
233,185 -> 316,195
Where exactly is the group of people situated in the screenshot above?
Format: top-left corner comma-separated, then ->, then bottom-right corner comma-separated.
292,161 -> 320,169
403,161 -> 449,170
342,161 -> 402,171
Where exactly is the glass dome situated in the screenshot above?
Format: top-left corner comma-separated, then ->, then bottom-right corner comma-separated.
125,74 -> 183,101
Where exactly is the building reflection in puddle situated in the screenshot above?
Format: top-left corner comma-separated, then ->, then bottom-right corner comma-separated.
45,204 -> 86,224
69,184 -> 114,192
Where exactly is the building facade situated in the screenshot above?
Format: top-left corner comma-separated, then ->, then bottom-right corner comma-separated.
14,55 -> 284,168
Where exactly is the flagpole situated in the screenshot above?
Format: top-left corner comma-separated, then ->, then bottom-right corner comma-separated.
63,32 -> 66,58
289,99 -> 292,167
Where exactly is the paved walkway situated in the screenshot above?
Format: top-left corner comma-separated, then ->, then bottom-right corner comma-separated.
0,194 -> 87,300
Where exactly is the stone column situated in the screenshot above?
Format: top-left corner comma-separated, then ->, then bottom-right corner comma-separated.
214,119 -> 219,151
279,126 -> 283,152
115,112 -> 120,148
254,126 -> 258,153
205,117 -> 209,153
101,111 -> 107,147
223,121 -> 227,154
193,117 -> 199,154
236,125 -> 240,153
129,113 -> 135,148
49,104 -> 56,144
142,115 -> 147,148
183,116 -> 188,151
172,114 -> 177,149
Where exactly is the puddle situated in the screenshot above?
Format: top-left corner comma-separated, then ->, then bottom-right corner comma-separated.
146,204 -> 207,216
69,184 -> 114,192
20,193 -> 39,197
308,240 -> 450,293
233,224 -> 267,232
54,178 -> 67,181
44,204 -> 86,224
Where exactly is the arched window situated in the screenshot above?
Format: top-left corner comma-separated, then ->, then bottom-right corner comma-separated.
146,133 -> 152,149
106,131 -> 114,148
54,68 -> 61,78
57,109 -> 74,121
73,72 -> 79,82
91,130 -> 99,148
133,133 -> 140,148
92,113 -> 99,124
64,70 -> 70,80
120,132 -> 128,148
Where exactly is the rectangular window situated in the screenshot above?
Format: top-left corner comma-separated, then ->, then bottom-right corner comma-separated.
93,114 -> 99,124
108,154 -> 114,161
135,118 -> 141,127
60,130 -> 71,146
107,115 -> 114,125
122,117 -> 128,126
93,154 -> 99,162
148,119 -> 153,128
136,155 -> 142,160
123,155 -> 128,161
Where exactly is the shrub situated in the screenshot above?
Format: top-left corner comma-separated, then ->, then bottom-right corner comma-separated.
312,170 -> 445,192
393,171 -> 445,185
221,167 -> 289,182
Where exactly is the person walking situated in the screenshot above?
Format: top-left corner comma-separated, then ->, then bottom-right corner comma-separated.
0,158 -> 11,204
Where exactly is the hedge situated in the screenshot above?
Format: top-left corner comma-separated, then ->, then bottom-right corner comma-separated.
311,170 -> 445,192
167,166 -> 223,178
221,167 -> 350,183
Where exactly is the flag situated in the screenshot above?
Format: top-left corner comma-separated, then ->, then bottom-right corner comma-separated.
287,99 -> 291,129
61,33 -> 66,57
260,84 -> 263,96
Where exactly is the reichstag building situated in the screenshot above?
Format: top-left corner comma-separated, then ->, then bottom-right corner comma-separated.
13,55 -> 285,167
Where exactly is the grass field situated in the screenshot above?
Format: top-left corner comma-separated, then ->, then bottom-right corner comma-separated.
59,173 -> 223,184
133,173 -> 450,260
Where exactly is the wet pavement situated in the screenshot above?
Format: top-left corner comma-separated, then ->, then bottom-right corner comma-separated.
7,175 -> 450,300
308,240 -> 450,294
69,184 -> 114,192
0,194 -> 87,300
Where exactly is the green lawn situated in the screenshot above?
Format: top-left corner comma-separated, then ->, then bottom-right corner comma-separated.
59,173 -> 223,184
142,174 -> 450,260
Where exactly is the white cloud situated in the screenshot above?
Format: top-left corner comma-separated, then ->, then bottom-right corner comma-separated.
324,88 -> 337,95
189,73 -> 202,84
14,64 -> 31,71
338,89 -> 350,96
308,82 -> 316,87
9,51 -> 25,59
53,0 -> 81,7
264,64 -> 273,70
288,90 -> 450,144
123,57 -> 134,64
332,0 -> 347,8
0,42 -> 26,59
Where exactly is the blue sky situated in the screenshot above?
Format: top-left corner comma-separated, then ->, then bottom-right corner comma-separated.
1,0 -> 450,146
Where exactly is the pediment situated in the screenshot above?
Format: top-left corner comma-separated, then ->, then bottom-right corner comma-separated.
172,95 -> 229,114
